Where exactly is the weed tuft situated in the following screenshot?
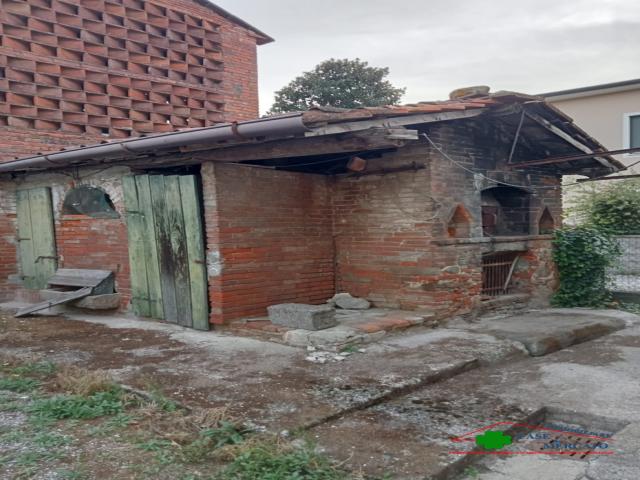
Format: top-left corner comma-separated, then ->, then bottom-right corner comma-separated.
27,389 -> 126,420
55,367 -> 117,397
0,376 -> 40,393
11,361 -> 56,378
217,439 -> 349,480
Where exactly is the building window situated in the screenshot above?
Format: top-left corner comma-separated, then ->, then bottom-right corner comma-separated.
624,113 -> 640,152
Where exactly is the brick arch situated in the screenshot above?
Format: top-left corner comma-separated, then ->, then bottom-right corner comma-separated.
538,206 -> 555,234
446,203 -> 473,238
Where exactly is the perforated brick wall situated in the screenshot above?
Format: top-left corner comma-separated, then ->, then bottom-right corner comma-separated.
0,0 -> 262,161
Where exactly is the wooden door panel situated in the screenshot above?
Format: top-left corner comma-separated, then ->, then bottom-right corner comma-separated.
164,175 -> 192,328
179,175 -> 209,331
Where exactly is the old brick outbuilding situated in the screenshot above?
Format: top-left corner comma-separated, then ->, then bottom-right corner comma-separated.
0,90 -> 623,329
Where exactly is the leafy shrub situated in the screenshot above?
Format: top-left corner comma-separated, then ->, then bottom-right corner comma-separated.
573,179 -> 640,234
552,226 -> 621,307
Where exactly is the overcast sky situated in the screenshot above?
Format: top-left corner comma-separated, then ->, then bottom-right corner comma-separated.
214,0 -> 640,114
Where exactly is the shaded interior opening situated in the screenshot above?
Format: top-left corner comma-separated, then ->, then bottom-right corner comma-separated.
62,185 -> 119,219
481,251 -> 521,296
481,185 -> 531,236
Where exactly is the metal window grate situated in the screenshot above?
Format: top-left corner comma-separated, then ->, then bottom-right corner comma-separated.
481,252 -> 520,296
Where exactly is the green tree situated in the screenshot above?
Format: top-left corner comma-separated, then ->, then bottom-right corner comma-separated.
269,58 -> 405,114
571,179 -> 640,234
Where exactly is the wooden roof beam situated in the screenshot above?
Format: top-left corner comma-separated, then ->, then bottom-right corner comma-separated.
524,112 -> 615,171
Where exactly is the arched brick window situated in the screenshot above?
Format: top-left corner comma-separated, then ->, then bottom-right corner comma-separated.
62,185 -> 119,219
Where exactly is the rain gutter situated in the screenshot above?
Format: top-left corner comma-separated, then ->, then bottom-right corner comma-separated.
0,113 -> 308,174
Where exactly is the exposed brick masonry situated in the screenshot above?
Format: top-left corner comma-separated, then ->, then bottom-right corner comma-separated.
0,0 -> 261,161
203,163 -> 335,324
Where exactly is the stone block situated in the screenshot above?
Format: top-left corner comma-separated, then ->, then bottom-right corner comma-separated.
328,293 -> 371,310
73,293 -> 121,310
268,303 -> 337,331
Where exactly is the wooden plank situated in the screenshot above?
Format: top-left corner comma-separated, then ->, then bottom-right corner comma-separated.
48,269 -> 112,287
525,112 -> 615,171
179,175 -> 209,331
303,109 -> 484,136
122,176 -> 151,317
135,175 -> 164,320
164,175 -> 193,328
508,146 -> 640,169
15,286 -> 92,317
149,175 -> 179,323
28,188 -> 57,289
16,190 -> 37,289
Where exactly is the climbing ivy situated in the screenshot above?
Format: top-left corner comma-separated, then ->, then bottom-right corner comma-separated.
551,226 -> 621,308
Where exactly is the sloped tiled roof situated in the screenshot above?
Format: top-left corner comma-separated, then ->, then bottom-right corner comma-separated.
300,98 -> 498,124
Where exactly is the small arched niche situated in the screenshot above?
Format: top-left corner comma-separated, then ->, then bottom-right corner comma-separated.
538,207 -> 555,234
62,185 -> 119,219
447,204 -> 472,238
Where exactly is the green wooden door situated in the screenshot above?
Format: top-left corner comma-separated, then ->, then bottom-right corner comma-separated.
16,187 -> 57,289
123,174 -> 209,330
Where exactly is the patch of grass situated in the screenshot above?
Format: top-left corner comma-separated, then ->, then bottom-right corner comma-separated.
146,388 -> 180,413
32,430 -> 71,448
137,438 -> 177,465
0,376 -> 40,393
180,421 -> 251,463
339,345 -> 359,354
27,389 -> 126,420
217,440 -> 348,480
55,367 -> 117,397
463,466 -> 480,478
57,468 -> 90,480
11,361 -> 56,378
10,448 -> 65,479
88,412 -> 138,436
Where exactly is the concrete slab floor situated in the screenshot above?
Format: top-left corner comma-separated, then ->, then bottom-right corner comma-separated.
1,306 -> 640,479
309,323 -> 640,479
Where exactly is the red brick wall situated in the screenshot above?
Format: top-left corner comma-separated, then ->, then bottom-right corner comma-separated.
0,212 -> 17,301
202,163 -> 334,324
332,121 -> 562,317
0,0 -> 262,162
0,171 -> 132,308
0,127 -> 98,163
56,215 -> 131,309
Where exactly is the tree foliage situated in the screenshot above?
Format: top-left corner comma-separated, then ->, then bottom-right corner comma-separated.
571,179 -> 640,234
269,58 -> 405,114
551,226 -> 621,308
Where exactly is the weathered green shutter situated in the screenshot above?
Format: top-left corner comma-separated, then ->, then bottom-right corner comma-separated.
16,187 -> 57,289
